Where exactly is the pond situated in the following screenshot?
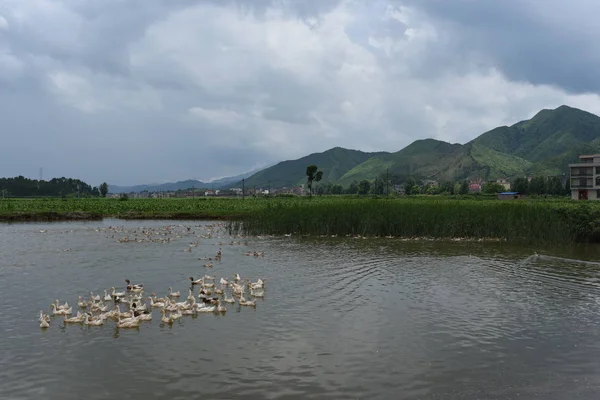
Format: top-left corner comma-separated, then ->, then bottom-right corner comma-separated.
2,219 -> 600,399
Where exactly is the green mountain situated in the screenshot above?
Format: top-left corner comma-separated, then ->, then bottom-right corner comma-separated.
237,147 -> 388,188
338,139 -> 463,184
243,105 -> 600,187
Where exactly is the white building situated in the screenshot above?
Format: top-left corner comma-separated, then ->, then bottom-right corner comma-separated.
569,154 -> 600,200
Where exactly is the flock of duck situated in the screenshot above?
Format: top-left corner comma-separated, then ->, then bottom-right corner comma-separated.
38,223 -> 269,331
39,274 -> 265,329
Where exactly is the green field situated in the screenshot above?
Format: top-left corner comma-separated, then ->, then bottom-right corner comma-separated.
2,196 -> 600,244
0,197 -> 263,220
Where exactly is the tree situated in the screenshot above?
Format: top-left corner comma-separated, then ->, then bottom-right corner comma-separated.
564,178 -> 570,195
358,180 -> 371,195
459,180 -> 469,195
528,176 -> 547,195
426,185 -> 440,195
481,182 -> 505,194
99,182 -> 109,197
346,181 -> 359,194
331,184 -> 344,195
371,177 -> 385,195
511,177 -> 529,194
453,183 -> 461,195
306,165 -> 323,197
404,178 -> 416,195
440,181 -> 454,195
0,176 -> 100,197
548,176 -> 564,196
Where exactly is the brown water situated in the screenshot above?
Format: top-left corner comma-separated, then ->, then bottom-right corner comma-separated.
2,219 -> 600,399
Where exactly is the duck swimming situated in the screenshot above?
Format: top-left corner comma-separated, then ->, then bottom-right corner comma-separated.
125,279 -> 144,291
189,277 -> 203,285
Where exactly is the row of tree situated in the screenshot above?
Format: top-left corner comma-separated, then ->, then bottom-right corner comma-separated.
0,176 -> 109,197
509,176 -> 568,195
308,171 -> 570,197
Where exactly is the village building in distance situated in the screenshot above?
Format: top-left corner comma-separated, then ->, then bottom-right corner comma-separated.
569,154 -> 600,200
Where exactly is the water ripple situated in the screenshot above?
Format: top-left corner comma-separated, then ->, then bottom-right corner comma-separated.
2,221 -> 600,399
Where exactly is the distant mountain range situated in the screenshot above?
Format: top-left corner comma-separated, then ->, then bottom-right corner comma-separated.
231,105 -> 600,187
110,105 -> 600,193
108,166 -> 268,194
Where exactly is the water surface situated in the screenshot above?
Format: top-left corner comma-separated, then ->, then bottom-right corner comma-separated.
2,220 -> 600,399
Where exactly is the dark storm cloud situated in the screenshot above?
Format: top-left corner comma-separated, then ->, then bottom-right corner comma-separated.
401,0 -> 600,94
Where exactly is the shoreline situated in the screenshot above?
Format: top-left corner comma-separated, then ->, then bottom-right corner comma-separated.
0,212 -> 243,222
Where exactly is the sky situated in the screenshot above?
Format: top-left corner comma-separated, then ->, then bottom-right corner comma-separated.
2,0 -> 600,186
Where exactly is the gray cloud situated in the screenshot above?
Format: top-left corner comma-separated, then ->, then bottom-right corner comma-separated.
401,0 -> 600,93
1,0 -> 600,186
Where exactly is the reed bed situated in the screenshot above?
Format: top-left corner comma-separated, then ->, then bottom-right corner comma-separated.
230,197 -> 600,245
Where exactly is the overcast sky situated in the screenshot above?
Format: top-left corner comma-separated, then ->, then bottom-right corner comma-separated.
2,0 -> 600,185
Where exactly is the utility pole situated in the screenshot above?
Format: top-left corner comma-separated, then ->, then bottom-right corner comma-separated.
386,168 -> 389,195
268,180 -> 271,198
242,178 -> 245,200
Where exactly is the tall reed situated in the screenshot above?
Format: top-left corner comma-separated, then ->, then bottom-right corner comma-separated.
232,198 -> 600,244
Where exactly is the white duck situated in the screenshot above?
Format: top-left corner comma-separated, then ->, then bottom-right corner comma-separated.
103,290 -> 112,302
181,308 -> 197,316
196,304 -> 216,313
64,311 -> 86,324
84,315 -> 105,326
39,310 -> 51,323
54,299 -> 69,310
91,302 -> 109,313
111,287 -> 125,298
223,293 -> 235,304
50,304 -> 72,316
215,300 -> 227,313
168,287 -> 181,297
90,292 -> 101,303
160,309 -> 174,325
136,312 -> 152,321
170,309 -> 182,321
149,297 -> 165,308
77,296 -> 89,308
116,314 -> 141,329
239,291 -> 256,307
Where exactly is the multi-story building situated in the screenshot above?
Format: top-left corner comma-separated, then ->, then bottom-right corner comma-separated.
569,154 -> 600,200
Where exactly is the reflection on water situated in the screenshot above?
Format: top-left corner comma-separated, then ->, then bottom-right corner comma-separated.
2,219 -> 600,399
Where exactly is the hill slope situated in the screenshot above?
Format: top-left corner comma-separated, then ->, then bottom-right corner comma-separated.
472,105 -> 600,164
340,105 -> 600,183
237,147 -> 389,188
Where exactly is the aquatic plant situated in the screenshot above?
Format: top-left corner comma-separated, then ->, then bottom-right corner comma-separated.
231,197 -> 600,245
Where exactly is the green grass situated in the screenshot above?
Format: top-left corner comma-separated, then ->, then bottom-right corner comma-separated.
0,197 -> 266,221
2,196 -> 600,244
